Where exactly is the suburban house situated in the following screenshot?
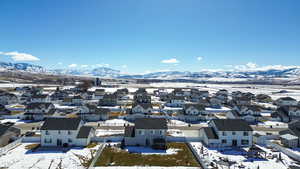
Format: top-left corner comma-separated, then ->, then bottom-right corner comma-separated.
0,91 -> 18,105
77,104 -> 109,121
98,94 -> 118,106
216,89 -> 229,96
0,104 -> 12,117
275,97 -> 298,107
134,95 -> 151,104
131,103 -> 153,114
31,94 -> 50,103
200,119 -> 253,148
93,89 -> 105,100
165,95 -> 185,107
189,90 -> 209,102
40,117 -> 95,147
72,95 -> 84,106
255,94 -> 272,103
50,90 -> 69,102
178,104 -> 208,122
234,96 -> 252,106
228,105 -> 263,123
124,118 -> 168,149
279,121 -> 300,148
209,96 -> 222,108
23,102 -> 56,121
114,88 -> 129,98
0,122 -> 21,147
172,88 -> 185,97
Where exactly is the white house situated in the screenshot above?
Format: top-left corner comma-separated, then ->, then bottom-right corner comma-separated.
178,104 -> 208,122
0,92 -> 18,105
40,117 -> 95,147
23,102 -> 56,121
124,118 -> 167,149
31,94 -> 50,103
77,104 -> 109,121
227,105 -> 263,123
200,119 -> 253,148
93,89 -> 105,100
132,103 -> 153,114
165,95 -> 185,107
275,97 -> 298,107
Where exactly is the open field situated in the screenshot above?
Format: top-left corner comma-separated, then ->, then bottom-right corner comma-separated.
95,143 -> 200,167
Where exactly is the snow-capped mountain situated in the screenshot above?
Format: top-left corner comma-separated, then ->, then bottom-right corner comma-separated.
1,61 -> 300,79
52,67 -> 121,77
0,62 -> 46,73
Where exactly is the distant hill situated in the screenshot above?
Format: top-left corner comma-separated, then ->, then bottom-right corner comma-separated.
1,61 -> 300,81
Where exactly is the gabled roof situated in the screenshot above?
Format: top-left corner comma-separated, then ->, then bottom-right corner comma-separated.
211,119 -> 253,131
41,117 -> 81,130
203,127 -> 218,139
77,126 -> 93,138
135,118 -> 167,130
125,126 -> 135,137
184,104 -> 205,111
278,97 -> 297,101
0,123 -> 20,137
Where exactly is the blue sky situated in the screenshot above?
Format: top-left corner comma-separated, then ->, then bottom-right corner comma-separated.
0,0 -> 299,74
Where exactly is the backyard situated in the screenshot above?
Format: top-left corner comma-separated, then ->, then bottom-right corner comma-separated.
95,142 -> 200,167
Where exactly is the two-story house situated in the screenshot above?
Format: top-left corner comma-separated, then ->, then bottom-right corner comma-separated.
165,95 -> 185,107
131,103 -> 153,114
93,89 -> 105,100
200,119 -> 253,148
40,117 -> 95,147
31,94 -> 50,103
124,118 -> 168,149
23,102 -> 56,121
98,94 -> 118,106
77,104 -> 109,121
275,97 -> 298,107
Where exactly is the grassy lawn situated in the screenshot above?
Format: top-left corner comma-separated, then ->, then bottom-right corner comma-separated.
95,143 -> 200,167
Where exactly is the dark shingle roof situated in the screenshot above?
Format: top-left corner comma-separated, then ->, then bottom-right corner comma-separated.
125,126 -> 135,137
0,123 -> 20,137
77,126 -> 93,138
135,118 -> 167,129
26,102 -> 53,109
41,118 -> 81,130
203,127 -> 219,139
212,119 -> 253,131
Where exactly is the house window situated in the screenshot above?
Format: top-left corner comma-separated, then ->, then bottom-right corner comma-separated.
44,138 -> 51,143
138,130 -> 143,135
242,140 -> 249,145
68,139 -> 72,143
68,131 -> 72,135
222,139 -> 227,144
160,130 -> 163,135
222,132 -> 226,136
58,130 -> 61,134
45,130 -> 49,135
243,132 -> 249,136
232,132 -> 236,135
151,130 -> 154,134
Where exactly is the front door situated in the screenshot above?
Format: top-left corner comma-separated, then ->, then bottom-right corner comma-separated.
232,140 -> 237,147
57,139 -> 62,146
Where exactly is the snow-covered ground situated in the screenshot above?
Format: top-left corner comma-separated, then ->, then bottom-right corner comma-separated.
0,119 -> 30,124
101,119 -> 132,126
0,143 -> 100,169
257,121 -> 288,128
168,129 -> 184,137
190,142 -> 298,169
94,167 -> 199,169
125,146 -> 179,155
96,129 -> 124,136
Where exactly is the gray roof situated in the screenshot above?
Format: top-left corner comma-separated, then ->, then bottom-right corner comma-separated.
0,123 -> 20,137
132,103 -> 153,109
203,127 -> 218,139
41,118 -> 82,130
211,119 -> 253,131
124,126 -> 135,137
135,118 -> 167,130
77,126 -> 93,138
184,104 -> 205,111
278,97 -> 296,101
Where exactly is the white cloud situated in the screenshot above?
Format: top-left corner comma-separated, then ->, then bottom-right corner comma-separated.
95,63 -> 110,67
197,56 -> 203,61
161,58 -> 179,64
68,64 -> 77,68
81,65 -> 88,68
0,51 -> 40,61
246,62 -> 257,69
57,62 -> 63,65
121,65 -> 128,69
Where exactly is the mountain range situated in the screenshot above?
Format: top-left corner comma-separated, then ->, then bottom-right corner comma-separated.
1,61 -> 300,80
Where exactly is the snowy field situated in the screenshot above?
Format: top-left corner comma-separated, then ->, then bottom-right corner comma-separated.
0,119 -> 31,124
190,142 -> 298,169
0,143 -> 100,169
96,129 -> 124,136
